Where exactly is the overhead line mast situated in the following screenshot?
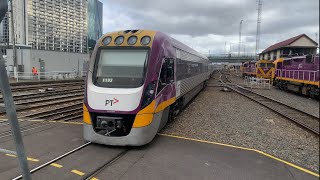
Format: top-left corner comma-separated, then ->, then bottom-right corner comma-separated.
255,0 -> 262,60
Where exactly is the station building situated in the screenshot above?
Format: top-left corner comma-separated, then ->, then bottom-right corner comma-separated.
259,34 -> 318,61
0,0 -> 102,77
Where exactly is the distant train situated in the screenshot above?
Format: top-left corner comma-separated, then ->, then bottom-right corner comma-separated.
273,55 -> 319,98
241,55 -> 319,98
240,59 -> 275,79
83,30 -> 213,146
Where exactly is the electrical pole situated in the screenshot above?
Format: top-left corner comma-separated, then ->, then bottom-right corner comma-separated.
224,41 -> 227,55
0,1 -> 31,179
9,0 -> 17,72
316,31 -> 319,54
238,20 -> 243,57
255,0 -> 262,60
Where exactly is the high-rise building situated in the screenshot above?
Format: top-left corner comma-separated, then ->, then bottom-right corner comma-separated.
28,0 -> 88,53
0,0 -> 103,76
0,14 -> 9,54
87,0 -> 103,50
0,0 -> 91,53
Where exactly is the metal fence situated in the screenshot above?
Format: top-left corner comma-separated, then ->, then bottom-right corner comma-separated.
244,76 -> 271,89
276,69 -> 319,82
7,71 -> 87,82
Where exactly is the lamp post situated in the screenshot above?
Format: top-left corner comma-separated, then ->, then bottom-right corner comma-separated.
238,20 -> 243,57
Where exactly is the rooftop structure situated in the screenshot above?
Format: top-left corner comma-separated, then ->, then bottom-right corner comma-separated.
259,34 -> 318,61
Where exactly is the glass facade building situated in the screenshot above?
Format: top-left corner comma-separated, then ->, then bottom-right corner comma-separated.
87,0 -> 102,51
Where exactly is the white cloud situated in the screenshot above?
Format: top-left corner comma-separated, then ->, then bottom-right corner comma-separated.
100,0 -> 319,54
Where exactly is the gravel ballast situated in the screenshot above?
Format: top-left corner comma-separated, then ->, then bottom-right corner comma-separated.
230,73 -> 319,117
161,73 -> 319,173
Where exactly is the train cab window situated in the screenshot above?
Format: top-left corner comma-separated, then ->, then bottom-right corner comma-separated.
283,60 -> 292,66
267,63 -> 274,68
258,63 -> 266,68
157,58 -> 174,93
93,49 -> 149,88
306,55 -> 312,63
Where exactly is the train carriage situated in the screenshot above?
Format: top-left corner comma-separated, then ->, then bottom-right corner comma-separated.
83,30 -> 212,146
274,55 -> 319,98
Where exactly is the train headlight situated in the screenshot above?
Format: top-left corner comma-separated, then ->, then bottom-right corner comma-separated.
128,36 -> 137,45
115,36 -> 124,45
141,81 -> 156,109
141,36 -> 151,45
102,36 -> 112,45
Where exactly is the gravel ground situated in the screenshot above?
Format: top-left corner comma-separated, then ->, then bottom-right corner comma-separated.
230,73 -> 319,117
161,72 -> 319,173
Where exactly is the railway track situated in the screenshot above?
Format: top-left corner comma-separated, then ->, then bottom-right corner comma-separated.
1,81 -> 84,93
9,82 -> 83,92
9,79 -> 83,87
24,103 -> 83,120
11,142 -> 130,180
0,102 -> 83,139
12,142 -> 93,180
0,87 -> 83,103
0,96 -> 83,115
216,72 -> 319,135
84,149 -> 130,180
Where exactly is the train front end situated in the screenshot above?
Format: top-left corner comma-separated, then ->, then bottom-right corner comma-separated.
83,30 -> 162,146
255,60 -> 274,79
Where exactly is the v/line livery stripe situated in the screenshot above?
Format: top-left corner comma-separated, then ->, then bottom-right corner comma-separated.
158,133 -> 320,177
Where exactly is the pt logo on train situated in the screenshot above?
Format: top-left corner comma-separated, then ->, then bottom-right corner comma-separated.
105,98 -> 119,106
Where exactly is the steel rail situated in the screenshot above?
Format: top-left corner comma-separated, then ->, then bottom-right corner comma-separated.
218,72 -> 319,135
0,103 -> 83,136
12,142 -> 92,180
14,92 -> 83,106
0,96 -> 83,115
0,88 -> 84,103
84,149 -> 130,180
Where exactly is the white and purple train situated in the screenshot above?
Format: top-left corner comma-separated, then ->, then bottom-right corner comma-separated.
83,30 -> 213,146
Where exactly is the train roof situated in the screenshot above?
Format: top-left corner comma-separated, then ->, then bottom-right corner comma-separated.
99,30 -> 208,61
168,36 -> 208,60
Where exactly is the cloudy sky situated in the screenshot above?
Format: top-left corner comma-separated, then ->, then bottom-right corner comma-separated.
101,0 -> 319,55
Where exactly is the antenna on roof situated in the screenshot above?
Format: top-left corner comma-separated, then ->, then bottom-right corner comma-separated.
255,0 -> 262,60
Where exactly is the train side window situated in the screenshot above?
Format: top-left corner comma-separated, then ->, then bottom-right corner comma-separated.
157,58 -> 174,93
166,58 -> 174,83
306,55 -> 312,63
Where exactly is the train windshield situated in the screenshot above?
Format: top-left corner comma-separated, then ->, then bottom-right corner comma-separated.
93,49 -> 149,88
267,63 -> 274,68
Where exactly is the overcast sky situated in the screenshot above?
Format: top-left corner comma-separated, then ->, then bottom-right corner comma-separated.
101,0 -> 319,55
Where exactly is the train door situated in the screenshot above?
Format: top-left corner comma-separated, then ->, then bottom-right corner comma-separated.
156,58 -> 174,130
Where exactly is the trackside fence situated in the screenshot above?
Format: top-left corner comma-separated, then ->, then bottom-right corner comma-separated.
244,77 -> 271,89
7,71 -> 87,82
